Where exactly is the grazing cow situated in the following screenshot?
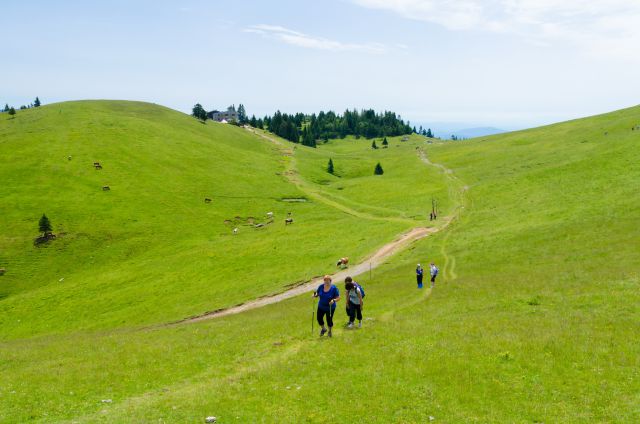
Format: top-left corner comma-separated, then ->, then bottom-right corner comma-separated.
102,186 -> 110,191
233,228 -> 238,235
95,164 -> 102,170
285,218 -> 294,225
68,156 -> 72,161
267,212 -> 274,219
336,257 -> 349,268
255,223 -> 264,228
205,198 -> 212,203
93,162 -> 100,166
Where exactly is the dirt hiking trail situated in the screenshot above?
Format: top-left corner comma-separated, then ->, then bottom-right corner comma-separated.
172,226 -> 437,325
168,136 -> 466,326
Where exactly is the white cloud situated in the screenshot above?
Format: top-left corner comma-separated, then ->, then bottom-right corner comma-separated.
244,24 -> 387,53
352,0 -> 640,60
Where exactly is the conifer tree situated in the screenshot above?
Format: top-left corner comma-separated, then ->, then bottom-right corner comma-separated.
426,128 -> 434,138
382,137 -> 388,146
8,107 -> 16,116
39,214 -> 52,236
237,104 -> 248,124
34,97 -> 41,107
327,158 -> 334,174
3,104 -> 9,112
371,140 -> 378,149
374,162 -> 384,175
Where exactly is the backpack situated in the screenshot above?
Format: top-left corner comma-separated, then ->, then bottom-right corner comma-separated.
354,282 -> 365,298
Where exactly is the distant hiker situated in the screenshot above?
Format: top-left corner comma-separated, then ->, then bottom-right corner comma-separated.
314,275 -> 340,337
344,276 -> 363,328
416,264 -> 424,288
430,262 -> 439,287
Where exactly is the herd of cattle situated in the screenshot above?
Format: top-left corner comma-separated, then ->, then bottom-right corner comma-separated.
89,160 -> 295,235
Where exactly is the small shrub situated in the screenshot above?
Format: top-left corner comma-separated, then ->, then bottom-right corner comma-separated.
498,351 -> 512,361
527,296 -> 541,306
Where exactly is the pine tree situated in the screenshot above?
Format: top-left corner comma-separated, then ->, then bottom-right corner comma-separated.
426,128 -> 434,138
39,214 -> 52,236
374,162 -> 384,175
371,140 -> 378,149
327,158 -> 334,174
34,97 -> 41,107
8,107 -> 16,116
3,104 -> 9,112
382,137 -> 388,146
237,104 -> 248,125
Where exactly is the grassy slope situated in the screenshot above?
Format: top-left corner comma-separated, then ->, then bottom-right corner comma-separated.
295,135 -> 452,221
0,101 -> 429,340
1,103 -> 639,423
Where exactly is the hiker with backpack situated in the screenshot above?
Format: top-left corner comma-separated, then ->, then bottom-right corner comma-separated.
344,276 -> 364,329
430,262 -> 439,287
416,264 -> 424,288
313,275 -> 340,337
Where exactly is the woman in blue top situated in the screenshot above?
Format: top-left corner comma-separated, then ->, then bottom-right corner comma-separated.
313,275 -> 340,337
416,263 -> 424,288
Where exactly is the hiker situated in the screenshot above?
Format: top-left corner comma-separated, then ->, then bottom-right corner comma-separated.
344,277 -> 363,328
430,262 -> 439,287
416,264 -> 424,288
313,275 -> 340,337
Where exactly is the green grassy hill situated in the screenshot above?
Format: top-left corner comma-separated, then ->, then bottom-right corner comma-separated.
0,102 -> 638,422
0,101 -> 445,340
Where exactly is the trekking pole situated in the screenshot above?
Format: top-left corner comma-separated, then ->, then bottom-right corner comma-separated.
311,296 -> 315,336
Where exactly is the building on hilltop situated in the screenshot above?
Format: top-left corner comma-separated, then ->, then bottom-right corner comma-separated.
208,105 -> 238,123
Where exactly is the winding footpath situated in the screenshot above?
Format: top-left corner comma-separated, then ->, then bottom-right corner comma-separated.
169,135 -> 467,326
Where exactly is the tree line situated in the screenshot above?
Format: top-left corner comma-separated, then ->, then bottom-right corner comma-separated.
247,109 -> 414,147
2,97 -> 41,116
190,102 -> 436,146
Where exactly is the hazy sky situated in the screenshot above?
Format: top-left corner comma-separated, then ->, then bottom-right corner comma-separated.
2,0 -> 639,129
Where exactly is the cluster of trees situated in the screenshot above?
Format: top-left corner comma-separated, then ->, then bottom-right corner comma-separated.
414,125 -> 434,138
3,97 -> 41,116
188,102 -> 436,145
371,137 -> 390,149
248,108 -> 415,147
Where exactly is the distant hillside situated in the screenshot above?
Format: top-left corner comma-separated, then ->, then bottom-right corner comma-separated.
451,126 -> 505,139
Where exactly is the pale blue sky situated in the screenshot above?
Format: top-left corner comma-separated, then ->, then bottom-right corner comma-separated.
2,0 -> 639,130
